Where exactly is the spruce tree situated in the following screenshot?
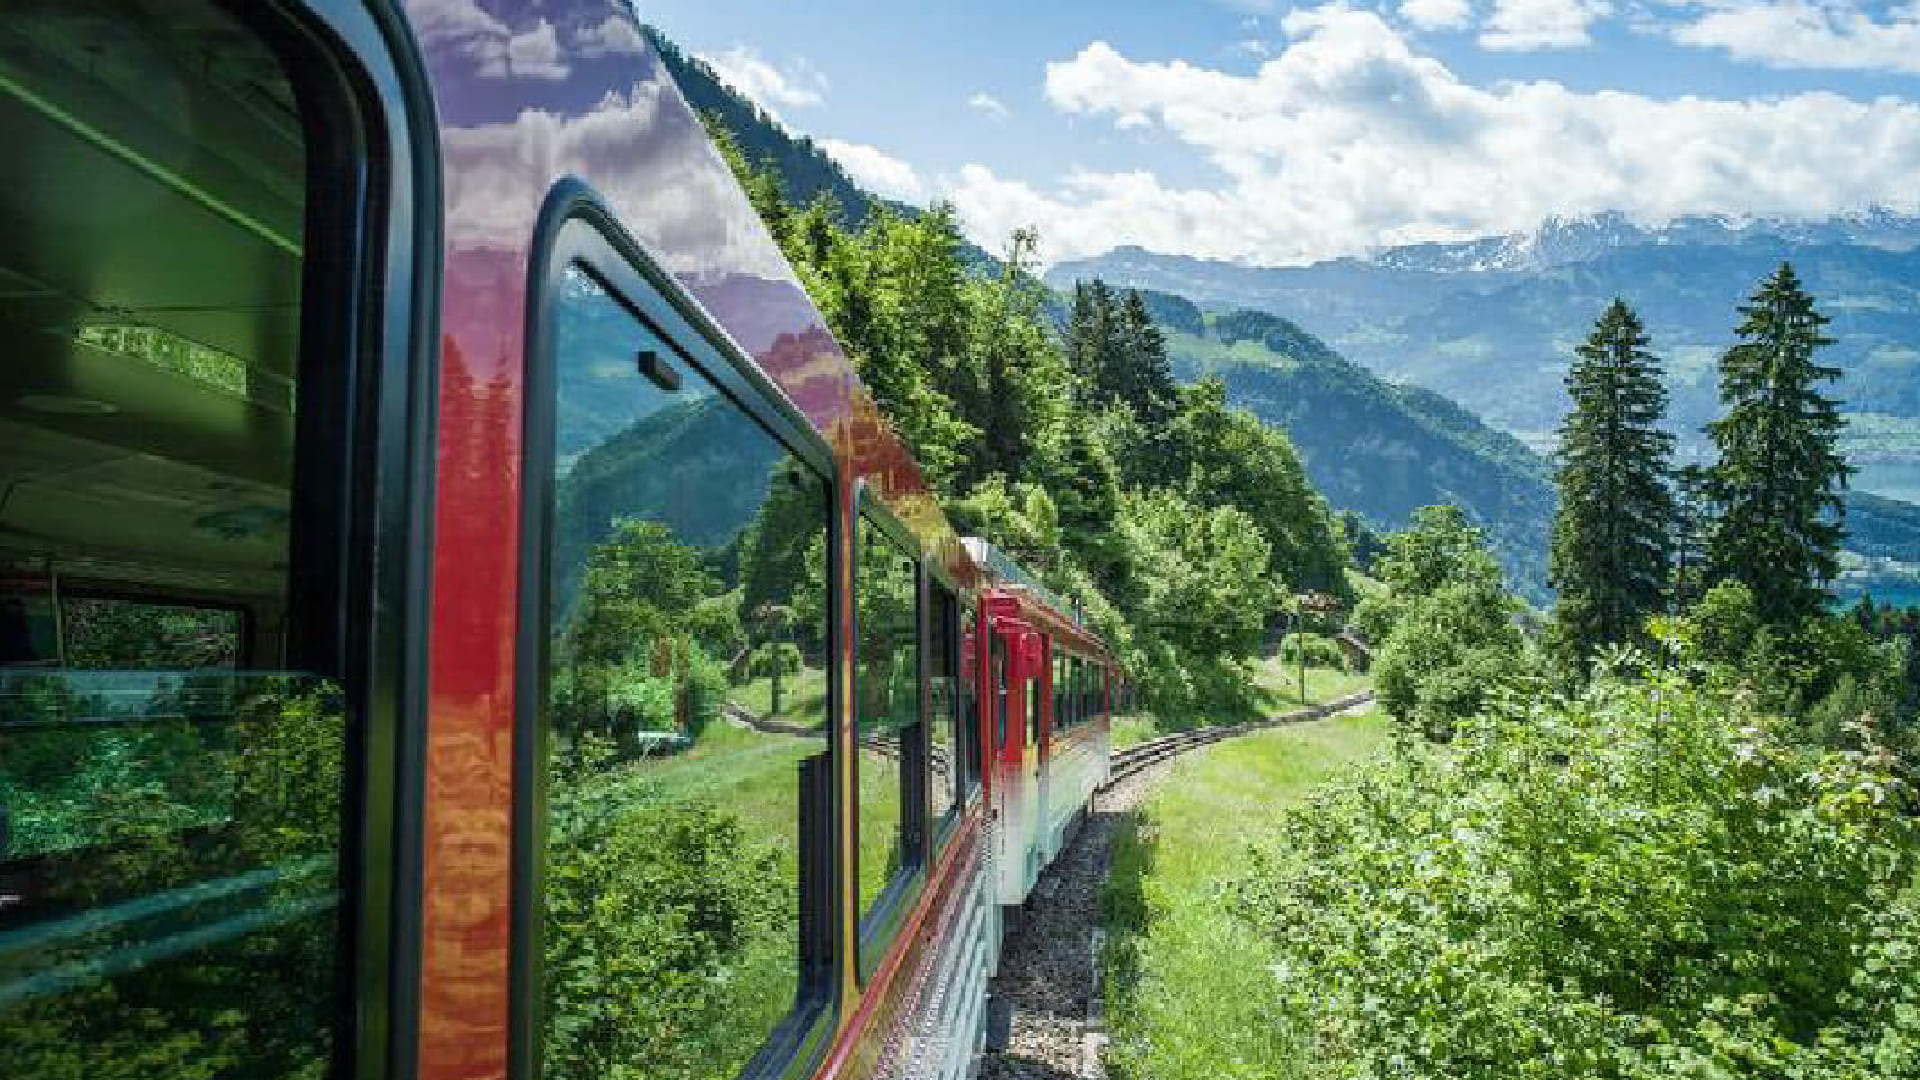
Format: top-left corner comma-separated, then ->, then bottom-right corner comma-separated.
1704,263 -> 1849,626
1114,289 -> 1179,428
1550,300 -> 1677,665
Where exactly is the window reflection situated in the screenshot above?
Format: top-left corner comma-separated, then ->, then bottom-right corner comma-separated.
540,265 -> 828,1080
855,520 -> 917,919
927,586 -> 959,836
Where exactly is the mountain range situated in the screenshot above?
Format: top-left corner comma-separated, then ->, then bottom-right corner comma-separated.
1049,213 -> 1920,505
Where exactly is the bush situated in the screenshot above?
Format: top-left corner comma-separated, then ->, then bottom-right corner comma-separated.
1373,580 -> 1523,739
1224,670 -> 1920,1079
1279,632 -> 1346,671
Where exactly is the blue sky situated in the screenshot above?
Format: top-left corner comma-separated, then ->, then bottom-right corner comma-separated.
645,1 -> 1920,266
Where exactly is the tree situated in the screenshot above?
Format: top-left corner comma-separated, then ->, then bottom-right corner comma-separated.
1549,300 -> 1677,669
1165,378 -> 1349,598
1704,263 -> 1849,626
1113,289 -> 1179,429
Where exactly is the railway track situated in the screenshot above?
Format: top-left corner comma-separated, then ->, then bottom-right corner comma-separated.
1104,691 -> 1375,787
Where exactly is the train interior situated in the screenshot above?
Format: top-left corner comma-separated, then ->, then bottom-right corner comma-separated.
1,3 -> 350,1075
0,0 -> 307,678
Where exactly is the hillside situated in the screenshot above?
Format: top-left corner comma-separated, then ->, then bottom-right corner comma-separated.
1141,296 -> 1555,601
1048,215 -> 1920,503
648,28 -> 871,224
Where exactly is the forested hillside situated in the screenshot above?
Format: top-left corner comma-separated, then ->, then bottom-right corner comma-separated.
1143,301 -> 1554,600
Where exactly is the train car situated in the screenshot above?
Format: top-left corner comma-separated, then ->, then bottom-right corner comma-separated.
0,3 -> 1120,1080
963,540 -> 1114,912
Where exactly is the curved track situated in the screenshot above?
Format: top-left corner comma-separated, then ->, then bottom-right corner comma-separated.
1105,691 -> 1376,786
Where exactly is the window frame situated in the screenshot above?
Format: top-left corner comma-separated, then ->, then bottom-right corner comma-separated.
512,186 -> 841,1080
850,486 -> 926,982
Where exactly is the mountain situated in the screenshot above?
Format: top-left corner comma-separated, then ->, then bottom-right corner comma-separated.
649,28 -> 871,224
1048,213 -> 1920,502
1139,296 -> 1556,601
1838,492 -> 1920,608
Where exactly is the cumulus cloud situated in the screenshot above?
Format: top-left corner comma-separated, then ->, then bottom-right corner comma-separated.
1480,0 -> 1611,49
476,19 -> 569,80
1400,0 -> 1475,30
698,46 -> 828,119
574,13 -> 646,58
947,5 -> 1920,267
1665,0 -> 1920,74
819,139 -> 926,201
968,92 -> 1012,121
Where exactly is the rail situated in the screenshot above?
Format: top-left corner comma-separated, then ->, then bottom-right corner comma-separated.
1104,692 -> 1375,787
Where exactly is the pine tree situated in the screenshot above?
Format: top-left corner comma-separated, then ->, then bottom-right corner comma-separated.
1704,263 -> 1849,626
1114,290 -> 1179,429
1549,300 -> 1677,666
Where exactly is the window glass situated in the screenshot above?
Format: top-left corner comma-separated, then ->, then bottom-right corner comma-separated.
539,265 -> 830,1080
1052,649 -> 1067,733
991,635 -> 1008,751
927,586 -> 959,833
0,3 -> 349,1075
959,602 -> 980,791
855,519 -> 917,918
1027,676 -> 1041,748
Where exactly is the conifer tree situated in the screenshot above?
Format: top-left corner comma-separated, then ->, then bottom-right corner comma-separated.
1549,300 -> 1676,665
1704,263 -> 1849,626
1115,289 -> 1179,429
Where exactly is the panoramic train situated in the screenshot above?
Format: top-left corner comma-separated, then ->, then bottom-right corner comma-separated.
0,2 -> 1118,1080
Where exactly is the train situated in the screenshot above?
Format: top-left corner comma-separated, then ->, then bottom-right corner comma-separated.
0,3 -> 1121,1080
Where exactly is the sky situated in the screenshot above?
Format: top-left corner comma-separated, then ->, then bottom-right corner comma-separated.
643,0 -> 1920,268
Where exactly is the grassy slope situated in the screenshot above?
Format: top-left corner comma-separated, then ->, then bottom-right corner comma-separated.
1102,709 -> 1392,1080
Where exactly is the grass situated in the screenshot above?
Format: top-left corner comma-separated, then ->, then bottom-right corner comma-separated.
728,665 -> 829,727
1102,708 -> 1391,1080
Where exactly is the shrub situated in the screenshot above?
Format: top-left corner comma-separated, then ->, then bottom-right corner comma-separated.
1279,632 -> 1346,671
1225,670 -> 1920,1079
1373,580 -> 1523,739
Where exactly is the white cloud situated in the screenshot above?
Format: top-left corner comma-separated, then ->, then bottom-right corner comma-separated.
1480,0 -> 1611,49
478,19 -> 569,80
968,92 -> 1012,121
1665,0 -> 1920,75
819,139 -> 926,201
697,45 -> 828,119
574,13 -> 647,58
1400,0 -> 1474,30
948,5 -> 1920,267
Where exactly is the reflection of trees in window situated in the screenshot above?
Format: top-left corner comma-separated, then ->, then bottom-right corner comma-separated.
538,266 -> 828,1080
855,521 -> 918,914
2,678 -> 346,1080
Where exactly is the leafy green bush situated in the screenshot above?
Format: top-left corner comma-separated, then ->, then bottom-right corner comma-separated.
1224,670 -> 1920,1079
1279,632 -> 1346,672
542,741 -> 793,1080
1373,580 -> 1524,739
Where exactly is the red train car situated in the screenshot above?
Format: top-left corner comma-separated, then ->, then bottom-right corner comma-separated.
0,3 -> 1118,1080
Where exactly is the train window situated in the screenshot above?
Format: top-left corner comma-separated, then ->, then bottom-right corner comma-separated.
1028,676 -> 1042,747
927,584 -> 960,842
991,634 -> 1008,750
855,515 -> 919,923
0,2 -> 357,1076
959,601 -> 981,793
535,264 -> 831,1079
1052,648 -> 1067,733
